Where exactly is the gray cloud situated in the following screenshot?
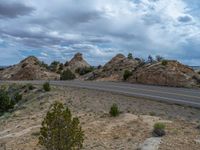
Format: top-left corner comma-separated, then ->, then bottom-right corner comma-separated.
0,1 -> 35,18
0,0 -> 200,66
177,15 -> 193,23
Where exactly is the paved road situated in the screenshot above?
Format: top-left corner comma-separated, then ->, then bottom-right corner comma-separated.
1,80 -> 200,108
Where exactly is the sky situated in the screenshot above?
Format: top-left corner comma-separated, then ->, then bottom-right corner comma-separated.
0,0 -> 200,66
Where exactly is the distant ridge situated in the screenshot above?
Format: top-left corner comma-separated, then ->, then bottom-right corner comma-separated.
0,66 -> 8,69
190,66 -> 200,70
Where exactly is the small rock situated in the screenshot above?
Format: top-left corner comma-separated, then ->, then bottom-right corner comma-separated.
138,137 -> 161,150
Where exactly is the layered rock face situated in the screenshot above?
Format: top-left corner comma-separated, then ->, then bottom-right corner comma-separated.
0,56 -> 59,80
128,60 -> 200,87
84,54 -> 139,81
66,53 -> 90,72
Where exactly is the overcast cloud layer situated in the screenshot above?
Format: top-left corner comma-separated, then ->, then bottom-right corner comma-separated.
0,0 -> 200,65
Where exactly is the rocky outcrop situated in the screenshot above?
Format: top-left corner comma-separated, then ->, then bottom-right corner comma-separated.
128,60 -> 200,87
66,53 -> 90,72
83,54 -> 139,81
0,56 -> 59,80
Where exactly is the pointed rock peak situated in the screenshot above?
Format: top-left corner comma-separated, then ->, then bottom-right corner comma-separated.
71,52 -> 84,62
68,52 -> 90,69
114,53 -> 126,58
20,56 -> 39,64
108,53 -> 126,62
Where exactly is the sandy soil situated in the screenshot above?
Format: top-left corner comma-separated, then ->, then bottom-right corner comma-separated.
0,85 -> 200,150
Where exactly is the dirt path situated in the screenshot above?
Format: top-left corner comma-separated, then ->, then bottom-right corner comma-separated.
0,125 -> 41,140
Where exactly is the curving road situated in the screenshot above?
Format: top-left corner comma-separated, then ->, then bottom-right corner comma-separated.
1,80 -> 200,108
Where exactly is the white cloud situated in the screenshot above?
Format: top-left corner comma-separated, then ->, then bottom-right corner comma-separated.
0,0 -> 200,65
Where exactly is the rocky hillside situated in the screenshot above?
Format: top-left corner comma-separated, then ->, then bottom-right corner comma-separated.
66,53 -> 90,72
127,60 -> 200,87
83,54 -> 139,81
0,56 -> 59,80
82,54 -> 200,88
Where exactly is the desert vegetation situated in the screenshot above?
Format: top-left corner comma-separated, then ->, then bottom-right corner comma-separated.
109,104 -> 120,117
43,82 -> 51,92
0,85 -> 24,116
123,70 -> 132,80
39,101 -> 84,150
153,122 -> 166,137
161,60 -> 168,66
0,84 -> 200,150
60,69 -> 76,80
75,67 -> 94,76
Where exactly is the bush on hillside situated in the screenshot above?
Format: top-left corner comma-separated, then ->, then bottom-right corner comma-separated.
49,61 -> 60,72
60,69 -> 76,80
14,92 -> 22,102
156,55 -> 164,62
161,60 -> 168,66
39,101 -> 84,150
43,82 -> 51,92
127,53 -> 133,59
75,67 -> 94,76
27,83 -> 34,90
109,104 -> 120,117
153,122 -> 166,137
123,70 -> 132,80
0,90 -> 14,115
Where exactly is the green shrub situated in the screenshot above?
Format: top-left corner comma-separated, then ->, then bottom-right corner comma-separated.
60,69 -> 76,80
109,104 -> 120,117
127,53 -> 133,59
14,92 -> 22,102
153,122 -> 166,137
49,61 -> 60,72
39,101 -> 84,150
0,90 -> 14,115
75,67 -> 94,76
123,70 -> 132,80
43,82 -> 51,92
27,84 -> 34,90
161,60 -> 168,66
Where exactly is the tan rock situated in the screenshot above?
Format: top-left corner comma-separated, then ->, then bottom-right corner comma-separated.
83,53 -> 139,81
0,56 -> 59,80
66,53 -> 90,72
128,60 -> 200,87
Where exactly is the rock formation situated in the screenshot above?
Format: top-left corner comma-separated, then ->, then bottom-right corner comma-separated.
128,60 -> 200,87
0,56 -> 59,80
83,54 -> 139,81
66,53 -> 90,72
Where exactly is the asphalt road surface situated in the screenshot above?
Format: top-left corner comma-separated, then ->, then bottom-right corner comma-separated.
1,80 -> 200,108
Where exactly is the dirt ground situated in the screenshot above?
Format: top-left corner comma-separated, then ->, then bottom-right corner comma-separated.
0,84 -> 200,150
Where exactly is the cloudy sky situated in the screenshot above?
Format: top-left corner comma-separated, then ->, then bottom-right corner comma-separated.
0,0 -> 200,66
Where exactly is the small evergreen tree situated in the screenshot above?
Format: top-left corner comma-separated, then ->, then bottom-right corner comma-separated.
60,69 -> 76,80
43,82 -> 51,92
49,61 -> 60,72
39,101 -> 84,150
127,53 -> 133,59
148,55 -> 154,63
156,55 -> 164,62
0,90 -> 14,115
